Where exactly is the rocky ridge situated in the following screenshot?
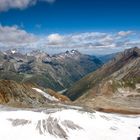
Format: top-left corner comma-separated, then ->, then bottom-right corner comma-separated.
0,49 -> 103,91
64,47 -> 140,114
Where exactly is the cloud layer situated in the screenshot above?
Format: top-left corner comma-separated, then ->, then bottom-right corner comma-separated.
0,0 -> 55,11
0,25 -> 139,54
0,25 -> 38,47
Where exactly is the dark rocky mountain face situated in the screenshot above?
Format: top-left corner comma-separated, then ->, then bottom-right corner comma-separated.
64,47 -> 140,114
0,49 -> 103,91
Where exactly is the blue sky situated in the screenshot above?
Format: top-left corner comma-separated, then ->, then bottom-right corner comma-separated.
0,0 -> 140,54
0,0 -> 140,33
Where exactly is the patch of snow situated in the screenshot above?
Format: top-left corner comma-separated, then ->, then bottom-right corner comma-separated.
32,88 -> 58,101
118,88 -> 131,94
108,80 -> 113,84
58,103 -> 83,109
3,52 -> 7,55
136,84 -> 140,89
11,50 -> 16,54
58,89 -> 67,94
0,108 -> 140,140
117,87 -> 140,97
70,50 -> 75,55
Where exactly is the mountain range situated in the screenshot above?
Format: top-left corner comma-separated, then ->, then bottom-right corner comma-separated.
0,49 -> 102,91
0,47 -> 140,114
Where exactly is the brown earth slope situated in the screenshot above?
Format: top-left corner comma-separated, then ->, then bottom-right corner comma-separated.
64,47 -> 140,114
0,80 -> 69,108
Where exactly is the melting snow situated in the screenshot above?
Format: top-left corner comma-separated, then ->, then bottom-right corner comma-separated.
0,108 -> 140,140
32,88 -> 58,101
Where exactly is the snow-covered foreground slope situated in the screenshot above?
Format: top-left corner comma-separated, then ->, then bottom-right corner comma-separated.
0,108 -> 140,140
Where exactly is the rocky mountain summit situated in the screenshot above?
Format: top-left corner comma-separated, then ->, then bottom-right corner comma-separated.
0,49 -> 103,91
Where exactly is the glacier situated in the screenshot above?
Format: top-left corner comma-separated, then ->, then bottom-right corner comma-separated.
0,108 -> 140,140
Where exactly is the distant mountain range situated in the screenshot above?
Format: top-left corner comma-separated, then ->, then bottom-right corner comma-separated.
64,47 -> 140,114
99,52 -> 118,63
0,49 -> 103,91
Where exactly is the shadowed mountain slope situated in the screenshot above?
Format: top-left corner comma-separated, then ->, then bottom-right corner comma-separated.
64,47 -> 140,114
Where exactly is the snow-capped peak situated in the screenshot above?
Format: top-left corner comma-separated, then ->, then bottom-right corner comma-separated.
70,49 -> 78,54
11,50 -> 16,54
57,50 -> 81,58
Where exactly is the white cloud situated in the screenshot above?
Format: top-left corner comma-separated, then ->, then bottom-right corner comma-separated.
0,25 -> 38,47
47,33 -> 64,45
45,32 -> 110,48
117,31 -> 133,37
45,32 -> 115,49
0,0 -> 56,12
44,31 -> 140,54
124,40 -> 140,47
0,25 -> 139,54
